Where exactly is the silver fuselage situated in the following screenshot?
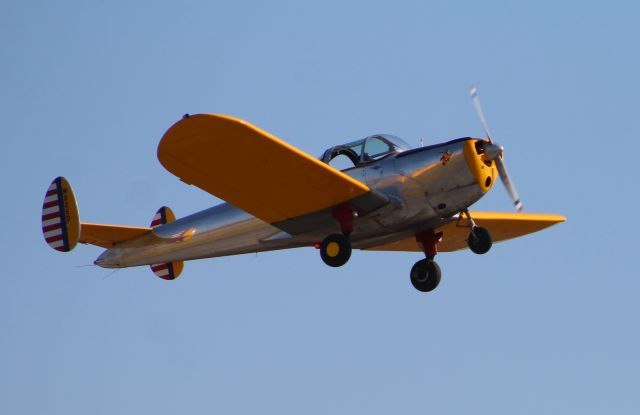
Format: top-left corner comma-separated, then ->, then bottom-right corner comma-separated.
95,138 -> 492,268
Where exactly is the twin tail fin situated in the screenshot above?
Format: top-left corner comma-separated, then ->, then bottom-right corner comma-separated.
41,177 -> 80,252
149,206 -> 184,281
42,177 -> 184,281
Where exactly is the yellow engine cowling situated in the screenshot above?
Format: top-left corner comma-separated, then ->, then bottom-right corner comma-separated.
463,139 -> 498,193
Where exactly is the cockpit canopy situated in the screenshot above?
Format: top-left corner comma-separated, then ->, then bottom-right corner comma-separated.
321,134 -> 412,169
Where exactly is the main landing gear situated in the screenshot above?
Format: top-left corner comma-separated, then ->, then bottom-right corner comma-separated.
317,206 -> 495,293
320,233 -> 352,267
409,211 -> 493,293
319,204 -> 355,268
411,230 -> 443,292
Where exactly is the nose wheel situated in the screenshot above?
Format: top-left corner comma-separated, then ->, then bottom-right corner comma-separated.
320,233 -> 352,267
467,226 -> 492,254
460,210 -> 493,255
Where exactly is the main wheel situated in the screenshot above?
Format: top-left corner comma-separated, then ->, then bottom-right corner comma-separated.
410,259 -> 441,292
320,233 -> 352,267
467,226 -> 492,254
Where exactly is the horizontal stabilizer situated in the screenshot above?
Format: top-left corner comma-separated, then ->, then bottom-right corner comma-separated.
364,212 -> 566,252
80,223 -> 151,248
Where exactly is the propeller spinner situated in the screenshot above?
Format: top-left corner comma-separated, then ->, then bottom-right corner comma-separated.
469,85 -> 523,212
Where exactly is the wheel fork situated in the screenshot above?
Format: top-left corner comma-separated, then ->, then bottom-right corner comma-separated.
460,209 -> 477,229
459,209 -> 481,241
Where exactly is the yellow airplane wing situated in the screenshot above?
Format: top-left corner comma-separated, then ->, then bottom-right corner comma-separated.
80,223 -> 152,248
364,212 -> 566,252
158,114 -> 373,224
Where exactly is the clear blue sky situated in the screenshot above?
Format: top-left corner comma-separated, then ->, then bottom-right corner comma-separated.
2,1 -> 639,413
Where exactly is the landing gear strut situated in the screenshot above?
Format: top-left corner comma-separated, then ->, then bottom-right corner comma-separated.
461,210 -> 493,254
319,204 -> 356,267
411,230 -> 443,292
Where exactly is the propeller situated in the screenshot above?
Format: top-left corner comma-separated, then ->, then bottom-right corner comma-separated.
469,85 -> 523,212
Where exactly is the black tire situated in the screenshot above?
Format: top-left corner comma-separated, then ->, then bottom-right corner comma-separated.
467,226 -> 492,255
320,233 -> 352,267
410,259 -> 441,292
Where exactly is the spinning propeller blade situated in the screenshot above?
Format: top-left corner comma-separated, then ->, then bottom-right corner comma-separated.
469,85 -> 524,212
469,85 -> 493,142
494,156 -> 523,212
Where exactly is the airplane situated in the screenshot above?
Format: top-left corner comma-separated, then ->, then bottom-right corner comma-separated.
41,87 -> 564,292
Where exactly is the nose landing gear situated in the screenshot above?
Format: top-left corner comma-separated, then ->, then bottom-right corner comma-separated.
468,226 -> 492,254
461,210 -> 493,254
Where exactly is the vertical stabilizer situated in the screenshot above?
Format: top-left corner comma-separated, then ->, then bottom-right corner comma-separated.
149,206 -> 184,280
42,177 -> 80,252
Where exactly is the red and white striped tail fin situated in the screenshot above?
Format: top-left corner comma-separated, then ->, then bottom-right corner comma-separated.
41,177 -> 80,252
150,206 -> 176,228
149,206 -> 184,280
150,261 -> 184,281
